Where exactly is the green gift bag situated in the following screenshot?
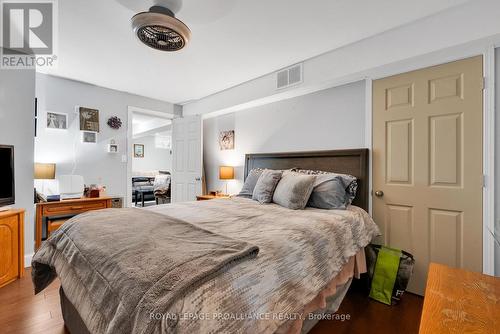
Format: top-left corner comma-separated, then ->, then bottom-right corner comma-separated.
367,245 -> 414,305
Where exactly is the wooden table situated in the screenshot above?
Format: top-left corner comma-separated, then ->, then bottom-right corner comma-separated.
419,263 -> 500,333
35,197 -> 112,250
196,194 -> 230,201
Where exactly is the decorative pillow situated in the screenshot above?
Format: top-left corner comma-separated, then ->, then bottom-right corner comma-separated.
294,169 -> 357,209
237,168 -> 264,198
272,172 -> 316,210
252,169 -> 282,203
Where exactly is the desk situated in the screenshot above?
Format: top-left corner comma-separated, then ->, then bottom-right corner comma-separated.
35,197 -> 112,250
419,263 -> 500,333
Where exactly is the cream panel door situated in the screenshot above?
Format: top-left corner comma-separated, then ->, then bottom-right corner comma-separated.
373,56 -> 483,295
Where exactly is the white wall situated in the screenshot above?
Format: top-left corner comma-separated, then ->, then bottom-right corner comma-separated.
35,74 -> 178,199
185,0 -> 500,117
203,81 -> 365,194
132,135 -> 172,173
0,55 -> 36,265
193,0 -> 500,277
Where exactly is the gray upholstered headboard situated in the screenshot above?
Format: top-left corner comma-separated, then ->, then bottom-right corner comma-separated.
244,149 -> 369,211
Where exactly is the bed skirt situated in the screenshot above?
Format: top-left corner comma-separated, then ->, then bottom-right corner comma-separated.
60,287 -> 91,334
59,279 -> 353,334
59,249 -> 365,334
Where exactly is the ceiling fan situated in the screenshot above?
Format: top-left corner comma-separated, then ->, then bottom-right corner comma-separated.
118,0 -> 191,52
117,0 -> 236,52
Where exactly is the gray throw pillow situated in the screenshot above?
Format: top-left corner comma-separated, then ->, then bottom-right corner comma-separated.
237,168 -> 263,198
294,169 -> 357,209
252,169 -> 282,203
272,172 -> 316,210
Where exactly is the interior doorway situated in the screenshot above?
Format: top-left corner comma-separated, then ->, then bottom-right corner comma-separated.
126,106 -> 175,207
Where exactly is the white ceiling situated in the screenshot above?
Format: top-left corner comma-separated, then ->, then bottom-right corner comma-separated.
39,0 -> 470,104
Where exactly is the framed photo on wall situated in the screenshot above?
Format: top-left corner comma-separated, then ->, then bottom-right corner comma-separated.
82,131 -> 97,143
108,144 -> 118,153
79,107 -> 100,132
218,130 -> 235,150
134,144 -> 144,158
46,111 -> 68,130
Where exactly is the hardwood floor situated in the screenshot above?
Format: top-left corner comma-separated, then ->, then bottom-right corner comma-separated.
0,269 -> 423,334
0,269 -> 66,334
309,287 -> 424,334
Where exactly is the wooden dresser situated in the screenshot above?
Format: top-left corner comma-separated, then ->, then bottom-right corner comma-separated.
35,197 -> 112,250
419,263 -> 500,333
0,209 -> 24,288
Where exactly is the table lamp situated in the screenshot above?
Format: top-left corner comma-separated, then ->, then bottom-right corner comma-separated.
34,163 -> 56,195
219,166 -> 234,195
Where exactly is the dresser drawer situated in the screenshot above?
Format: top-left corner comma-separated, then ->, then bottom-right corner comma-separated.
43,200 -> 108,216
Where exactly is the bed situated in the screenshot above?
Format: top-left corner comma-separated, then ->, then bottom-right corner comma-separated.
32,149 -> 379,334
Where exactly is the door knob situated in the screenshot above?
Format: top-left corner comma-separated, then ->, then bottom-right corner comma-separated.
374,190 -> 384,197
195,177 -> 201,181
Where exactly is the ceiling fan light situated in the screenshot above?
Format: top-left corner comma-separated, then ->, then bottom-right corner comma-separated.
131,6 -> 191,52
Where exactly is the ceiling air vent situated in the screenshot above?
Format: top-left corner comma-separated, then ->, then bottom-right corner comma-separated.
276,63 -> 303,89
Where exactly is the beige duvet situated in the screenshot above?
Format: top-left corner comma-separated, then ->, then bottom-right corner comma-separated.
147,197 -> 380,333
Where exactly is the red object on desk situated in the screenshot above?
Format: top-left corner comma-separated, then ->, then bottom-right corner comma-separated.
89,189 -> 100,198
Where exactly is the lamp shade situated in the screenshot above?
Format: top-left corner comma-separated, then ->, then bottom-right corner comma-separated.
219,166 -> 234,180
34,163 -> 56,180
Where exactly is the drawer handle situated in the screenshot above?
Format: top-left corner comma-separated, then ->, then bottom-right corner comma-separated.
71,206 -> 84,210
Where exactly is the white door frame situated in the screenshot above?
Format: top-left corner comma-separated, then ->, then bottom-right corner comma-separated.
363,45 -> 496,276
126,106 -> 175,207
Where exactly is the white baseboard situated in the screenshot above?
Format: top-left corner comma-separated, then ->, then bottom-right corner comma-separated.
24,253 -> 33,268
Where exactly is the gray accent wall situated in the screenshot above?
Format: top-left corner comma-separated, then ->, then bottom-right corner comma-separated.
132,135 -> 172,173
35,73 -> 178,202
203,80 -> 366,195
0,56 -> 36,264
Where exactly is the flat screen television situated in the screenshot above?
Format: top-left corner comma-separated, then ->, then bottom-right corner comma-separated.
0,145 -> 15,206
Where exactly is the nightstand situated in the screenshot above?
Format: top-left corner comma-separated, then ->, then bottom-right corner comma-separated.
196,194 -> 230,201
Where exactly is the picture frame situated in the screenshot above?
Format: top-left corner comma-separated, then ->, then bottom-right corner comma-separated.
108,144 -> 118,153
79,107 -> 100,132
218,130 -> 235,150
46,111 -> 68,130
82,131 -> 97,144
134,144 -> 144,158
